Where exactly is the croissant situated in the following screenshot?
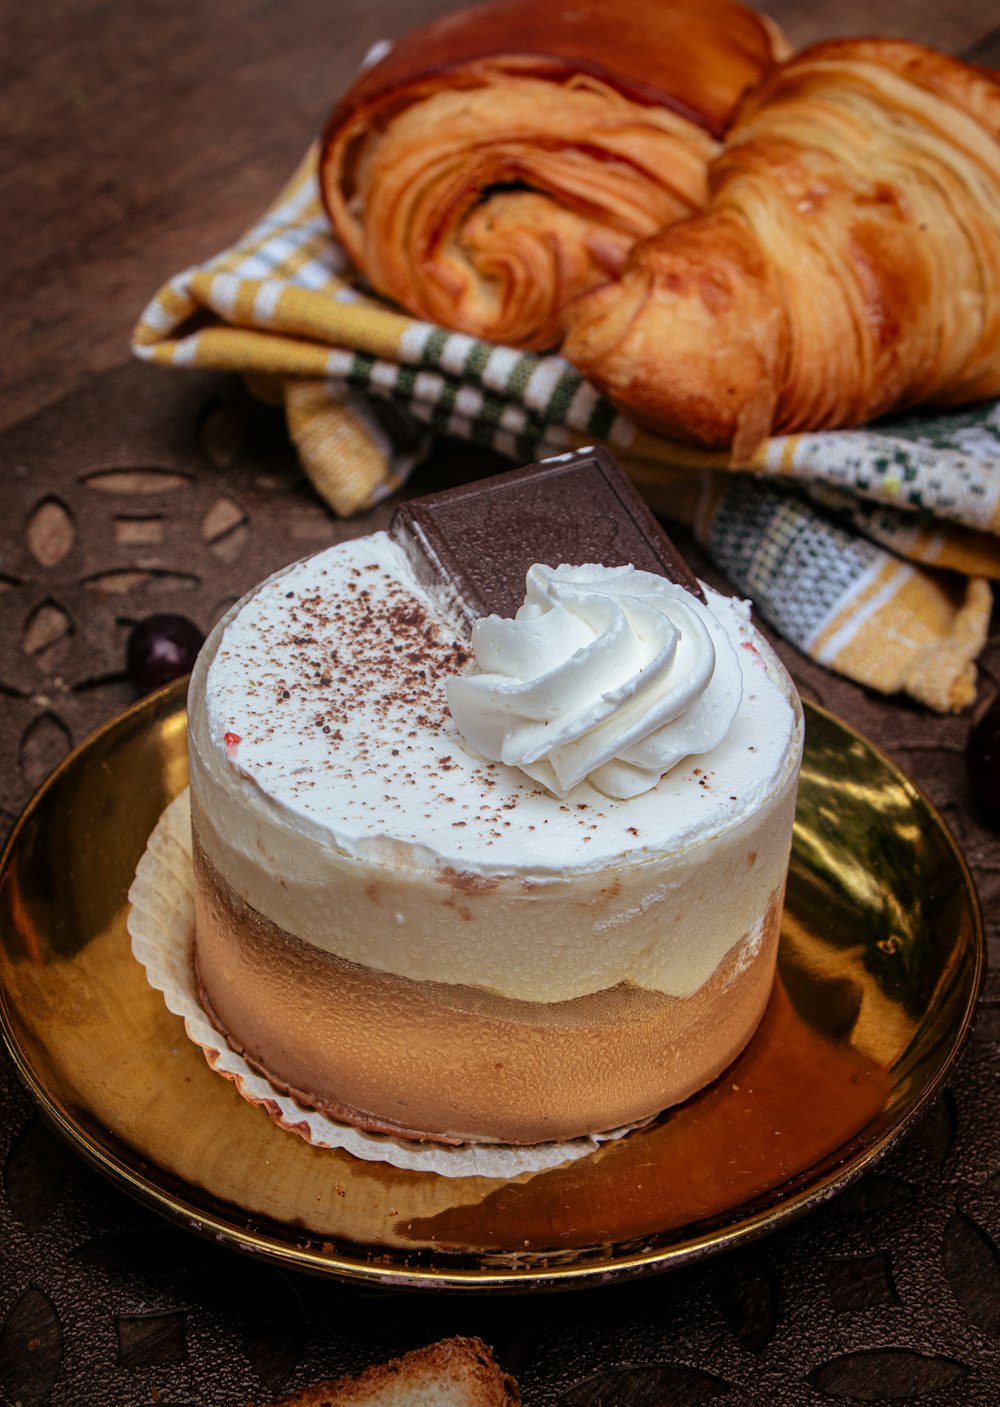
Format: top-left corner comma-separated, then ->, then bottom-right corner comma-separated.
319,0 -> 787,350
562,39 -> 1000,456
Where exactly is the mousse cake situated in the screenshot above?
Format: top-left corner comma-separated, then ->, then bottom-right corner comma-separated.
187,450 -> 803,1145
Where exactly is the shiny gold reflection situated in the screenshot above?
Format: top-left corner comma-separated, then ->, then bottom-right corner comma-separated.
0,685 -> 984,1289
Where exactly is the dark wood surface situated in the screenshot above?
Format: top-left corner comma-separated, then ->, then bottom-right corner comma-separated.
2,3 -> 1000,1405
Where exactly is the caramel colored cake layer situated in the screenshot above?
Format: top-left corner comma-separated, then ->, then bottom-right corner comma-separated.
193,837 -> 785,1145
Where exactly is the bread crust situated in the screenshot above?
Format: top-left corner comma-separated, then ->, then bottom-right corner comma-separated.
318,0 -> 787,349
563,39 -> 1000,451
250,1336 -> 521,1406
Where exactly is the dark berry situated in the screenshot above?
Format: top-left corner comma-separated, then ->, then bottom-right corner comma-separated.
126,613 -> 205,694
966,693 -> 1000,817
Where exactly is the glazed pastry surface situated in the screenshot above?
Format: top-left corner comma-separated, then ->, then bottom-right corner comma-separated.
319,0 -> 787,349
563,39 -> 1000,454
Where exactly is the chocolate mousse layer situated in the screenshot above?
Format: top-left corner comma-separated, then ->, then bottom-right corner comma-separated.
192,836 -> 785,1145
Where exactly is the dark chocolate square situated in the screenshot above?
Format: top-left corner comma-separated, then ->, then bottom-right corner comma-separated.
391,447 -> 702,625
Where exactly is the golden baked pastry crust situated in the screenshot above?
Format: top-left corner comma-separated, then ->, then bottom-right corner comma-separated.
563,39 -> 1000,454
319,0 -> 787,349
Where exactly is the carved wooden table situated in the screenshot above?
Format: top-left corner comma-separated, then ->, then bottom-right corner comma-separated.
2,3 -> 999,1404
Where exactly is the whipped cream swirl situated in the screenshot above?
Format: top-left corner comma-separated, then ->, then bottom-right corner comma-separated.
446,564 -> 744,799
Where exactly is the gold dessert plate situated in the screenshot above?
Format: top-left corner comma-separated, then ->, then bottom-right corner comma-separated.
0,682 -> 984,1290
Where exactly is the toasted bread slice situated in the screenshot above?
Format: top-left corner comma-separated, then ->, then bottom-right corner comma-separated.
254,1335 -> 521,1406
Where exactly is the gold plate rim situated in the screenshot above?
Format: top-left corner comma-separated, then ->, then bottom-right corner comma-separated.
0,682 -> 985,1291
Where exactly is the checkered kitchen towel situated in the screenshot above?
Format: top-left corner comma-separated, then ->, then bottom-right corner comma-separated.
133,149 -> 1000,712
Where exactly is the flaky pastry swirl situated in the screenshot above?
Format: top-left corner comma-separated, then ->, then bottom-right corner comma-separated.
562,39 -> 1000,456
319,0 -> 787,349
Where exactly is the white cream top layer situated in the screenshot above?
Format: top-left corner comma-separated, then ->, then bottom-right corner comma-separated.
195,532 -> 797,879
